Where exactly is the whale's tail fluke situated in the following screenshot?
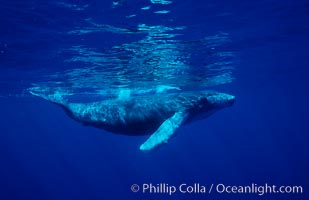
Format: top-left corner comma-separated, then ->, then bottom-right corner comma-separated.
28,86 -> 69,106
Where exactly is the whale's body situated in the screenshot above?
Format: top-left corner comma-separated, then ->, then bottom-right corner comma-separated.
29,89 -> 235,151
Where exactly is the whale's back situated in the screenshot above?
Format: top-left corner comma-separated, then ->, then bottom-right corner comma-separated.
66,95 -> 180,135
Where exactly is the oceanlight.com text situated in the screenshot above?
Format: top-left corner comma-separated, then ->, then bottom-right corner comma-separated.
131,183 -> 303,196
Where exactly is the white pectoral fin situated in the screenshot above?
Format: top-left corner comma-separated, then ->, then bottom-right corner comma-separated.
139,111 -> 188,151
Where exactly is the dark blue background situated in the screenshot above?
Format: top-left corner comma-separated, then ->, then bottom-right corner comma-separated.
0,0 -> 308,199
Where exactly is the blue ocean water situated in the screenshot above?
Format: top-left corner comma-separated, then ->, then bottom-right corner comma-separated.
0,0 -> 308,199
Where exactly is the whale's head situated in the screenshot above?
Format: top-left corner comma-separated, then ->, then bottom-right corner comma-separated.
205,92 -> 235,109
185,91 -> 235,122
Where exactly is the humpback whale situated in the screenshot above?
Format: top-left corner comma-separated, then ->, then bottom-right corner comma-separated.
29,88 -> 235,151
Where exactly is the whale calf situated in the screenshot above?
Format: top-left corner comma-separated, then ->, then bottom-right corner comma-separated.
29,88 -> 235,151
